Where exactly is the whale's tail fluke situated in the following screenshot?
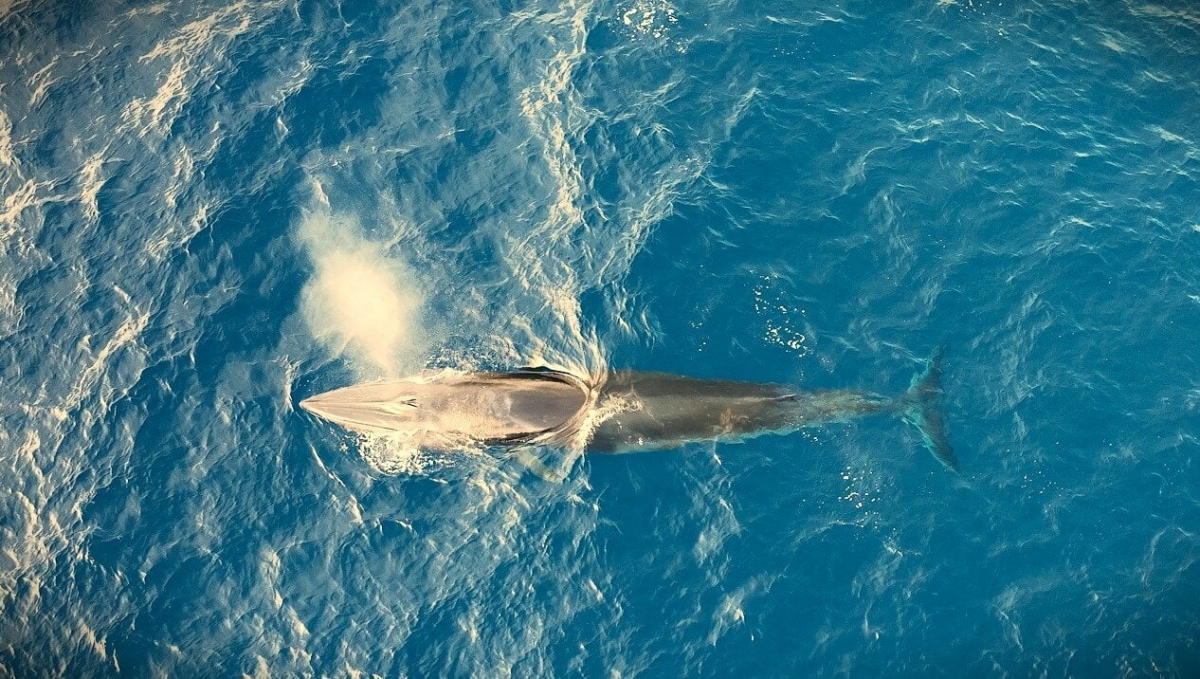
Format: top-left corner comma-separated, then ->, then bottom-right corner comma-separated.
900,347 -> 959,474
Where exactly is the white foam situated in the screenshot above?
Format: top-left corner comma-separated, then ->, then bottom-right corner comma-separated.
0,0 -> 20,21
65,288 -> 150,413
78,150 -> 107,223
357,432 -> 458,476
122,1 -> 280,136
753,278 -> 811,355
621,0 -> 678,41
122,59 -> 192,136
139,1 -> 256,62
0,109 -> 16,169
28,56 -> 61,109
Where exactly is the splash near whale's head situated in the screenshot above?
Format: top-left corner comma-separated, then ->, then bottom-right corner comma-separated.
296,202 -> 427,379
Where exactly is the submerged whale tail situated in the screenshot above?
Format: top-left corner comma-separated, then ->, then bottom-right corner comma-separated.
899,348 -> 959,473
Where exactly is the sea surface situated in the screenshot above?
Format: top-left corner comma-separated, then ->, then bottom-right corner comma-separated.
2,0 -> 1199,675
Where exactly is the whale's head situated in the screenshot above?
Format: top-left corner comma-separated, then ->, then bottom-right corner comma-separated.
300,371 -> 588,447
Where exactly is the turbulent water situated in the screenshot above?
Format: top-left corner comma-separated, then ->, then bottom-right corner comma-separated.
2,0 -> 1199,675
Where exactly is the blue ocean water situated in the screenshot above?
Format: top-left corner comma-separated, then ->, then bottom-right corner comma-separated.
2,0 -> 1199,675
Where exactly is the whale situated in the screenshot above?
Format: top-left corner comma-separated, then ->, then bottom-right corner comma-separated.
300,350 -> 958,474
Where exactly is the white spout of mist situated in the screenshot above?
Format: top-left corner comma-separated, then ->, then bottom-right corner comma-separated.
296,208 -> 426,379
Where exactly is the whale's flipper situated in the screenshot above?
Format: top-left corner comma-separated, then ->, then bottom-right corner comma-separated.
512,447 -> 566,483
901,348 -> 959,474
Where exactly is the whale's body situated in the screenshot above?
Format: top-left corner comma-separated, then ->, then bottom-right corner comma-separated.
588,372 -> 897,453
300,353 -> 958,473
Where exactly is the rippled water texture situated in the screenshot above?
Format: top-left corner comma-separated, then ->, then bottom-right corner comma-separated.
1,0 -> 1199,675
